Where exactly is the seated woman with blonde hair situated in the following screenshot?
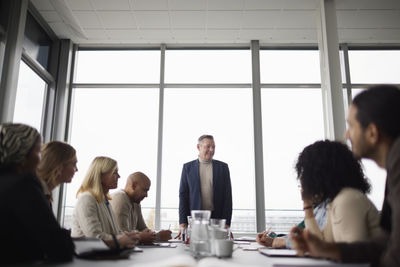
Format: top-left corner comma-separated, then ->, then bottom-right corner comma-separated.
71,156 -> 137,249
37,141 -> 78,206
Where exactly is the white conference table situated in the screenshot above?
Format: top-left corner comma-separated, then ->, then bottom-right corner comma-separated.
51,242 -> 369,267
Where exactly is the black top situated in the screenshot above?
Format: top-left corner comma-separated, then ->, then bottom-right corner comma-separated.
0,170 -> 74,263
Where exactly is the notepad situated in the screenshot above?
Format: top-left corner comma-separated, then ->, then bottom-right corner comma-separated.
258,248 -> 298,257
234,236 -> 256,242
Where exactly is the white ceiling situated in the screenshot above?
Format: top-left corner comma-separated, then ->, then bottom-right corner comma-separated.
31,0 -> 400,45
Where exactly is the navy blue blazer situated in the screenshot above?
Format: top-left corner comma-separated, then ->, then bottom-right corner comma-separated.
179,159 -> 232,226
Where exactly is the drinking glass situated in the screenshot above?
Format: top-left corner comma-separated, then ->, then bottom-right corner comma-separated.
190,210 -> 211,257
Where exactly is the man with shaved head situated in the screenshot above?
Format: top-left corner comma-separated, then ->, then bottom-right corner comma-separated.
110,172 -> 171,243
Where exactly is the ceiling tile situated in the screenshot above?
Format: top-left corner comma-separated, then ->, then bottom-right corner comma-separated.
207,29 -> 239,39
267,28 -> 316,40
134,11 -> 170,28
31,0 -> 54,11
372,29 -> 400,42
339,28 -> 400,42
277,10 -> 316,28
244,0 -> 319,10
336,0 -> 400,10
171,11 -> 205,28
168,0 -> 206,10
98,11 -> 136,28
140,29 -> 172,39
84,29 -> 107,38
73,11 -> 101,28
40,11 -> 63,22
242,11 -> 280,28
337,10 -> 400,28
207,11 -> 242,28
66,0 -> 92,11
132,0 -> 168,10
207,0 -> 243,10
91,0 -> 131,10
173,29 -> 206,39
239,29 -> 273,40
106,29 -> 140,39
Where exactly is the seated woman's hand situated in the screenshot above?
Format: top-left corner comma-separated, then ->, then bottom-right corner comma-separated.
118,231 -> 139,249
256,231 -> 274,247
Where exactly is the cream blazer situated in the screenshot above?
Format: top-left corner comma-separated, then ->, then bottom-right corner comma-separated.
71,191 -> 120,240
305,187 -> 383,243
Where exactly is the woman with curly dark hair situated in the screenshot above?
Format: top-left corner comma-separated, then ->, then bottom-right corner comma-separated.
296,140 -> 382,243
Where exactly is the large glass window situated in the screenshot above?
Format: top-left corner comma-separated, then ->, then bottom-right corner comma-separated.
260,49 -> 323,233
13,61 -> 46,131
165,50 -> 251,83
64,88 -> 159,229
260,50 -> 321,84
75,50 -> 160,83
348,50 -> 400,84
161,88 -> 256,232
64,49 -> 160,229
261,89 -> 325,232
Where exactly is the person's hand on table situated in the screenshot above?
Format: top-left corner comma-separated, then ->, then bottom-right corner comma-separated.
158,230 -> 172,241
139,229 -> 156,244
175,223 -> 187,239
290,226 -> 341,260
118,230 -> 139,249
256,231 -> 275,247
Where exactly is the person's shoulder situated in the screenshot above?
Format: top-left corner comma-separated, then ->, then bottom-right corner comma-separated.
110,190 -> 129,204
333,188 -> 366,206
0,172 -> 41,193
111,190 -> 126,199
77,191 -> 97,203
183,159 -> 198,167
212,159 -> 229,167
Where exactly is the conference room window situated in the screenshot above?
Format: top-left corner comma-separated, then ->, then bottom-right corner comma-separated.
13,60 -> 46,131
161,49 -> 256,232
63,50 -> 160,229
260,50 -> 324,232
348,50 -> 400,84
75,50 -> 160,83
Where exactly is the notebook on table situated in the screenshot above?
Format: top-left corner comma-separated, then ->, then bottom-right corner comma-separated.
259,248 -> 298,257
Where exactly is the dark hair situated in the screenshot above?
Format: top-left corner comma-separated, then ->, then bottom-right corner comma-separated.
295,140 -> 370,203
353,85 -> 400,140
198,134 -> 214,143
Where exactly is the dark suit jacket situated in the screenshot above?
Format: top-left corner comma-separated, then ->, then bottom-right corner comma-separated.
0,170 -> 74,263
339,137 -> 400,267
179,159 -> 232,226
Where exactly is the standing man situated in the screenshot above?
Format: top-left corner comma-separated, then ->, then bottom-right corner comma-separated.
179,135 -> 232,232
110,172 -> 171,243
290,85 -> 400,267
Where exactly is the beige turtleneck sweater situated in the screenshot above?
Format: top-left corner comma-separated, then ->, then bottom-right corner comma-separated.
199,158 -> 214,211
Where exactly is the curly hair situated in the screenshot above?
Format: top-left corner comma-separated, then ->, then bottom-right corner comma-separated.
295,140 -> 370,203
